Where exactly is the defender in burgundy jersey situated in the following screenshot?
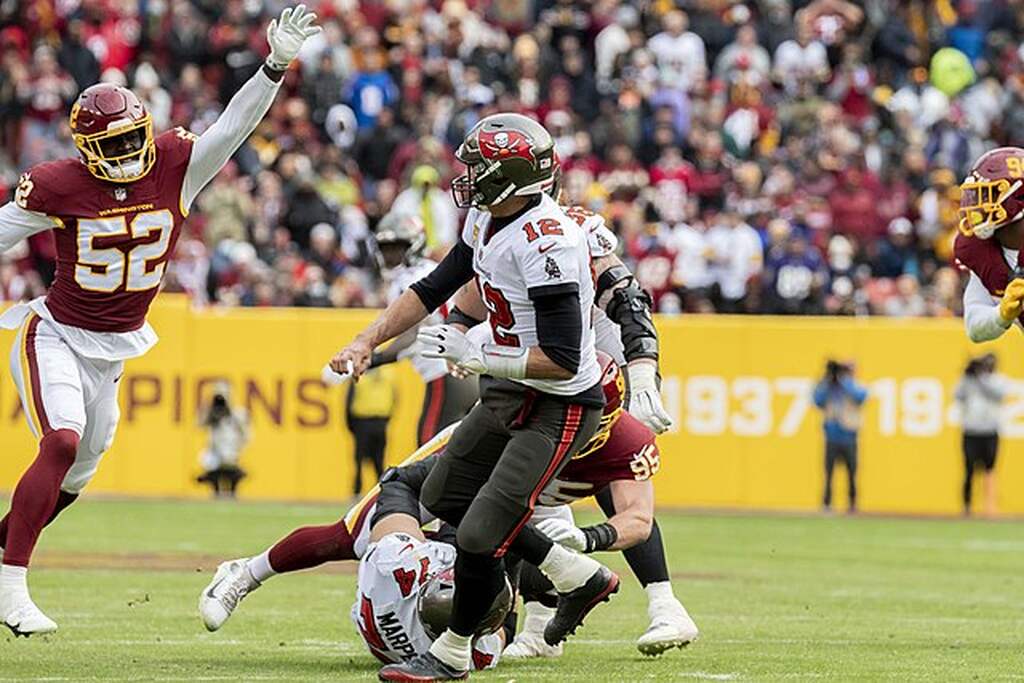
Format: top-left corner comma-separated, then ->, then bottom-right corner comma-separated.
0,4 -> 322,636
954,147 -> 1024,342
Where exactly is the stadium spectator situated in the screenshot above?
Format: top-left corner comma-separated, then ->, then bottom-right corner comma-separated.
954,354 -> 1007,518
0,0 -> 1018,318
814,360 -> 868,514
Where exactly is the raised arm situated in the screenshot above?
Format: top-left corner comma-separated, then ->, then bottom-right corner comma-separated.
180,5 -> 320,210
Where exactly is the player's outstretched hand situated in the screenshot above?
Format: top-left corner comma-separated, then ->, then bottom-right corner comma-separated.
998,278 -> 1024,324
266,4 -> 322,71
418,325 -> 485,374
627,360 -> 673,434
330,337 -> 373,381
536,518 -> 587,553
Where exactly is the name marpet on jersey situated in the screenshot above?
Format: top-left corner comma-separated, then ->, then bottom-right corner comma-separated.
377,611 -> 416,659
97,202 -> 155,216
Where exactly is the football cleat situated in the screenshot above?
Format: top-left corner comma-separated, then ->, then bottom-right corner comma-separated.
636,599 -> 700,656
1,587 -> 57,637
503,630 -> 563,659
199,558 -> 260,632
543,566 -> 619,646
502,602 -> 562,659
377,652 -> 468,681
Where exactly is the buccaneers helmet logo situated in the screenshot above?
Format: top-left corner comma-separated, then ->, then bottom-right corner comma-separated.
479,129 -> 537,167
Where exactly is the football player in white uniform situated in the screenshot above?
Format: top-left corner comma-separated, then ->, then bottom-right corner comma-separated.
368,211 -> 478,444
351,510 -> 509,670
330,113 -> 616,681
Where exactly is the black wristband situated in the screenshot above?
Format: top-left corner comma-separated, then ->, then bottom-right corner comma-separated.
369,351 -> 385,368
581,523 -> 618,553
445,305 -> 484,329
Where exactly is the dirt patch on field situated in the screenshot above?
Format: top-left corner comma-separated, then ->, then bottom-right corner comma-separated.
32,551 -> 358,575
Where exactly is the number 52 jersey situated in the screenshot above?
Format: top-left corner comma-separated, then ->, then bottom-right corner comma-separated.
5,128 -> 196,353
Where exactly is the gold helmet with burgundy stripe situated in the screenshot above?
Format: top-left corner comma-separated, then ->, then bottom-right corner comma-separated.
70,83 -> 155,183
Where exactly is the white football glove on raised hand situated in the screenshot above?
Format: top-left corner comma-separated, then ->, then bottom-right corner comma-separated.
417,324 -> 528,379
536,518 -> 587,553
265,4 -> 322,71
627,360 -> 673,434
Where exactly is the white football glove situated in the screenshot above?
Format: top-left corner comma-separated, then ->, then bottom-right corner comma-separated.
627,361 -> 673,434
418,325 -> 528,379
536,518 -> 586,553
265,4 -> 322,71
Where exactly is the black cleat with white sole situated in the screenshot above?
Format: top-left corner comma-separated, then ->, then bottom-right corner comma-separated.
378,652 -> 468,682
544,566 -> 620,646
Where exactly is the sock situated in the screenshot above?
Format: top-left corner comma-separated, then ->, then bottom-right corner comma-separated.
1,564 -> 28,594
508,524 -> 553,566
645,581 -> 675,604
428,629 -> 471,670
520,601 -> 556,636
538,544 -> 600,593
265,520 -> 355,574
0,490 -> 77,551
449,550 -> 504,636
3,430 -> 79,567
246,551 -> 275,583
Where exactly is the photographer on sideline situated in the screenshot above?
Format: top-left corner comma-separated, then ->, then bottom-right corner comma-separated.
813,360 -> 868,513
954,354 -> 1006,517
197,383 -> 251,498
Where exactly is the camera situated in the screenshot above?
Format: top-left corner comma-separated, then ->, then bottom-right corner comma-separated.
826,359 -> 850,384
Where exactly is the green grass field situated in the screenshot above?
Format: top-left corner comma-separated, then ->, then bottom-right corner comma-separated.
1,497 -> 1022,681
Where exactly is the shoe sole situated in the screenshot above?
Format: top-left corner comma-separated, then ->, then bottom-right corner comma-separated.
4,620 -> 56,638
546,571 -> 620,645
637,635 -> 697,657
377,672 -> 469,682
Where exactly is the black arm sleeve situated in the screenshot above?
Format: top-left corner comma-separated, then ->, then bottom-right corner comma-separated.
529,282 -> 582,374
409,240 -> 475,313
369,454 -> 439,528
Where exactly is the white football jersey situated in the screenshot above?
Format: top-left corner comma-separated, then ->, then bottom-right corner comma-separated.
350,533 -> 502,669
386,259 -> 449,382
461,194 -> 600,396
569,205 -> 626,367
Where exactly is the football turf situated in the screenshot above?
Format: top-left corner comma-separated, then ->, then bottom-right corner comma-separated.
1,498 -> 1021,681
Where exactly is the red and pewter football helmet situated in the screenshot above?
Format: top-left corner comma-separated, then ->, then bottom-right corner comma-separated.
958,147 -> 1024,239
70,83 -> 155,183
451,112 -> 557,209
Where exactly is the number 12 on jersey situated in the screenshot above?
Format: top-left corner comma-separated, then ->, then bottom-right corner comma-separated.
522,218 -> 562,242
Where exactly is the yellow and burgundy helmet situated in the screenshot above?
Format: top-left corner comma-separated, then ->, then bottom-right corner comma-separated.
958,147 -> 1024,239
70,83 -> 155,183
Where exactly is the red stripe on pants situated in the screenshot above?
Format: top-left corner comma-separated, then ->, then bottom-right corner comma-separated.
495,404 -> 584,557
25,316 -> 52,434
420,378 -> 446,444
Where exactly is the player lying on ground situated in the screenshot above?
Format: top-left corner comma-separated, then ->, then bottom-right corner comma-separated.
200,354 -> 698,656
351,503 -> 512,669
0,5 -> 320,637
954,147 -> 1024,343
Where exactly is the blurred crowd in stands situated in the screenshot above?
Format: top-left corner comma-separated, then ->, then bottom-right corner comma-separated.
2,0 -> 1024,316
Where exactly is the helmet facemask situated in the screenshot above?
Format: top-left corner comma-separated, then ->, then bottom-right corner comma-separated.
451,157 -> 517,209
958,174 -> 1024,239
73,113 -> 155,183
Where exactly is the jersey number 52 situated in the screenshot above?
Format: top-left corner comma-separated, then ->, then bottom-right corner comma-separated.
75,211 -> 174,292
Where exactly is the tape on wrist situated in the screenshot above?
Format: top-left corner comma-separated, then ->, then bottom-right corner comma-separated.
481,344 -> 529,379
581,523 -> 618,553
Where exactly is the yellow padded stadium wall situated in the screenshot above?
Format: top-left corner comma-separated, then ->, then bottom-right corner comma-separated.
1,296 -> 1022,515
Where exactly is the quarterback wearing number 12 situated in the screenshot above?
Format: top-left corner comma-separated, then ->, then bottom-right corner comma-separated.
0,5 -> 321,636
